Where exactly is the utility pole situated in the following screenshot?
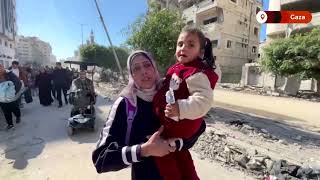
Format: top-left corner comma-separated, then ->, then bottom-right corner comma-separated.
93,0 -> 125,81
81,24 -> 84,46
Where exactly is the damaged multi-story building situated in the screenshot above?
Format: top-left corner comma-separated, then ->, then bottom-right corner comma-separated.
148,0 -> 262,83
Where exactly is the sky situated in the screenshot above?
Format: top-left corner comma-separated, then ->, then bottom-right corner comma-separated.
16,0 -> 148,60
16,0 -> 269,60
260,0 -> 269,42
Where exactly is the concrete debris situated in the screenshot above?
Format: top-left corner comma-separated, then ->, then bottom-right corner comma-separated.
261,129 -> 269,134
234,154 -> 250,168
268,160 -> 320,179
193,129 -> 320,179
246,158 -> 264,171
265,159 -> 275,171
229,120 -> 246,127
278,140 -> 288,145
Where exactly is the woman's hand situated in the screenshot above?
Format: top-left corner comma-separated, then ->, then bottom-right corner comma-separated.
141,126 -> 176,157
165,102 -> 180,117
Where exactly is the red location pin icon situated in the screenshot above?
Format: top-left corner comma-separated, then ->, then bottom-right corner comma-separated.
256,11 -> 267,24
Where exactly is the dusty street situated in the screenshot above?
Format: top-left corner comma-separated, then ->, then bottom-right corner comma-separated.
0,83 -> 319,180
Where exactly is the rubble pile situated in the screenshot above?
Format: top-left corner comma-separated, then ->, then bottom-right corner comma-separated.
193,129 -> 272,178
266,160 -> 320,180
193,124 -> 320,179
95,81 -> 126,101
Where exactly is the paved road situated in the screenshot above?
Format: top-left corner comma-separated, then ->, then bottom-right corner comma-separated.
0,96 -> 253,180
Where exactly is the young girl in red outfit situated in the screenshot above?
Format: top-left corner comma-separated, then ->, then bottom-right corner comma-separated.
153,26 -> 219,180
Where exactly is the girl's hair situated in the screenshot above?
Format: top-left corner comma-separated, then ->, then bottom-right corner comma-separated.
180,26 -> 216,69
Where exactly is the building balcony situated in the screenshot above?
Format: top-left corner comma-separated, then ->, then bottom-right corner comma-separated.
196,0 -> 217,11
267,12 -> 320,37
182,0 -> 220,13
200,21 -> 223,33
179,0 -> 206,9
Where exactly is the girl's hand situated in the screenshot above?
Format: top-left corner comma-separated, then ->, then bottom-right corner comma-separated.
141,126 -> 176,157
167,138 -> 180,151
165,102 -> 180,117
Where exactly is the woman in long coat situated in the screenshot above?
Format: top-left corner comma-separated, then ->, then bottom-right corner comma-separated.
35,68 -> 53,106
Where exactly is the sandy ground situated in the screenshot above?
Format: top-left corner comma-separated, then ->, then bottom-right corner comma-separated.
0,95 -> 254,180
213,88 -> 320,132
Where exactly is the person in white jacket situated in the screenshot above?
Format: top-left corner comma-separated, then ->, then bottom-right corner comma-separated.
0,64 -> 23,130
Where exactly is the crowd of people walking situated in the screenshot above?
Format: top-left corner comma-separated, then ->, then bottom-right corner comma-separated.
0,61 -> 80,130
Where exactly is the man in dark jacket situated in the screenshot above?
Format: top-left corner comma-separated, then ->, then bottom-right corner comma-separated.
52,62 -> 69,108
0,63 -> 22,130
